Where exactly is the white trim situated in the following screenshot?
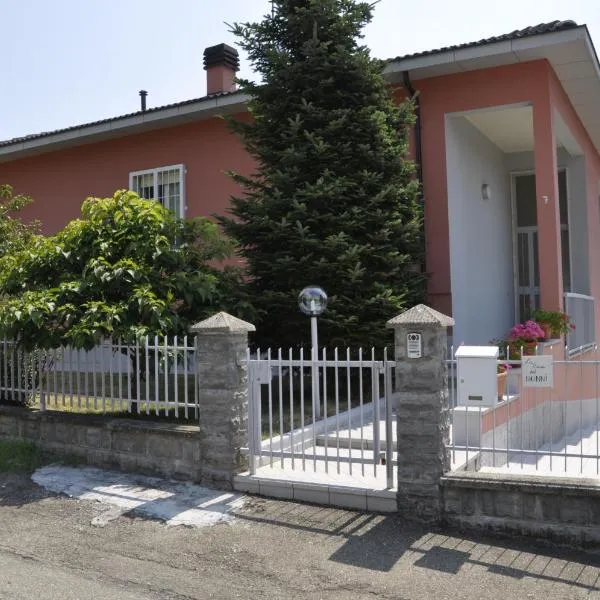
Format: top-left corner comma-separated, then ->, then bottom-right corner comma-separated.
0,93 -> 249,162
565,292 -> 595,301
561,166 -> 573,295
129,163 -> 186,218
510,167 -> 571,318
384,27 -> 587,75
446,101 -> 532,119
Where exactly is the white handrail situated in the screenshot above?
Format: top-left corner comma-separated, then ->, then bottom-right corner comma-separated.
564,293 -> 596,356
565,292 -> 594,301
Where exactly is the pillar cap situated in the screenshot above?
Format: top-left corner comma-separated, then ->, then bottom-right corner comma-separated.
191,311 -> 255,334
386,304 -> 454,328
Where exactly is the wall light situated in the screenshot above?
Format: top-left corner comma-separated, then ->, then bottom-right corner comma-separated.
481,183 -> 491,201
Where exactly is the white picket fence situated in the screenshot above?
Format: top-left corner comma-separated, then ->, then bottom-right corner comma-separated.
447,345 -> 600,477
0,337 -> 198,419
246,347 -> 396,488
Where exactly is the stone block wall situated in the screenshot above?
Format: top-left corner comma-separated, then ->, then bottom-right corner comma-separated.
442,471 -> 600,545
0,405 -> 204,482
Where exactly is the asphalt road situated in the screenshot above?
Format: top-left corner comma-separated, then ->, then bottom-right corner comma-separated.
1,471 -> 600,599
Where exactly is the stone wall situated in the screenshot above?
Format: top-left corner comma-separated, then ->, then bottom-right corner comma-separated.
0,405 -> 203,482
442,471 -> 600,545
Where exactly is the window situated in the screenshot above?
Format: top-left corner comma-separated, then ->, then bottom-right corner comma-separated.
129,164 -> 185,218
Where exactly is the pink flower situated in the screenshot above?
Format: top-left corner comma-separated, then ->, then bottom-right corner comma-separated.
508,320 -> 545,342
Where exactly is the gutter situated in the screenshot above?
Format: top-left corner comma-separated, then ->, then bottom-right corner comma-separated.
402,71 -> 423,202
402,71 -> 427,279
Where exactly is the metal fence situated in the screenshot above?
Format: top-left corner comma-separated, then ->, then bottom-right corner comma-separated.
449,346 -> 600,477
246,347 -> 396,488
565,292 -> 595,356
0,337 -> 198,419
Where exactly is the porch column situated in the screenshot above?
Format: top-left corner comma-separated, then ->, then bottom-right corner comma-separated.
533,99 -> 564,312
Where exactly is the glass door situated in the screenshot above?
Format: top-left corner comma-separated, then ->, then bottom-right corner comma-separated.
513,170 -> 570,321
516,226 -> 539,319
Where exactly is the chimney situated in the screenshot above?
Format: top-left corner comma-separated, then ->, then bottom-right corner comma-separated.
139,89 -> 148,111
203,43 -> 240,95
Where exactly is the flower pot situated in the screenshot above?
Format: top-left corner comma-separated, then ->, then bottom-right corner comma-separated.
497,371 -> 507,400
522,341 -> 537,356
540,323 -> 553,340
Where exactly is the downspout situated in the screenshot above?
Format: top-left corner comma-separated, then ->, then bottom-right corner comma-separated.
402,71 -> 428,290
402,71 -> 423,202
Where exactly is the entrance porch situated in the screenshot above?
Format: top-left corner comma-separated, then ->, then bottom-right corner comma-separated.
444,102 -> 594,346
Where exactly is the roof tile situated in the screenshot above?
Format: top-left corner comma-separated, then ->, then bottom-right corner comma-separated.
387,20 -> 578,62
0,90 -> 240,148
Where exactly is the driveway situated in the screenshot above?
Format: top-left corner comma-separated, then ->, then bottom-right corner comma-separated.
1,468 -> 600,599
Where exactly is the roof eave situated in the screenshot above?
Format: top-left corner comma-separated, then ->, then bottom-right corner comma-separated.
0,91 -> 250,163
384,25 -> 589,81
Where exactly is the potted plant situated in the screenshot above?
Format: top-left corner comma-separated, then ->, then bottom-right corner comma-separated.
497,362 -> 511,399
507,320 -> 545,357
531,309 -> 575,339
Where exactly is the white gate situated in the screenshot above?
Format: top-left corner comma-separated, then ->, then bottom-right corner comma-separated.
246,348 -> 396,488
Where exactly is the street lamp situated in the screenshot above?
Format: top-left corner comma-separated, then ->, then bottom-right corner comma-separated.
298,286 -> 327,420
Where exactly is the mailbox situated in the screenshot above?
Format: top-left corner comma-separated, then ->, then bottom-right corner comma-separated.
455,346 -> 499,407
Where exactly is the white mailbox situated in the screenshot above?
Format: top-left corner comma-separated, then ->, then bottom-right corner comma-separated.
455,345 -> 499,407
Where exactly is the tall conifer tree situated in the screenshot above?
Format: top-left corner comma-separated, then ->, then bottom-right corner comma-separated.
221,0 -> 426,348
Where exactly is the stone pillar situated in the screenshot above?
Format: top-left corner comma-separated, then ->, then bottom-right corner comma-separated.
190,311 -> 255,489
386,304 -> 454,523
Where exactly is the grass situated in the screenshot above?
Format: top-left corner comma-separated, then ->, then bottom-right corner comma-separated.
28,396 -> 199,423
1,369 -> 200,424
0,439 -> 45,473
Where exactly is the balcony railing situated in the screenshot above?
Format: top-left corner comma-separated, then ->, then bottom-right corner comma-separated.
564,292 -> 596,356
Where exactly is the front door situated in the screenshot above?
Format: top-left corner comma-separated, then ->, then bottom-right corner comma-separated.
516,224 -> 539,320
513,170 -> 570,321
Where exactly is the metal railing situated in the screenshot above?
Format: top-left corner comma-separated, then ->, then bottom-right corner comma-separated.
0,336 -> 198,419
246,347 -> 396,488
449,347 -> 600,477
565,292 -> 595,356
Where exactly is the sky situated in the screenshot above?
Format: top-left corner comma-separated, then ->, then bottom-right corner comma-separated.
1,0 -> 599,142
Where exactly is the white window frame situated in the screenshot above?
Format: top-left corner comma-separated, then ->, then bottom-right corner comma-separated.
129,164 -> 186,218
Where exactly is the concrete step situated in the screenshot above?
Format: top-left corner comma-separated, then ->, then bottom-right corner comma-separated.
283,443 -> 398,467
234,471 -> 397,512
316,432 -> 395,451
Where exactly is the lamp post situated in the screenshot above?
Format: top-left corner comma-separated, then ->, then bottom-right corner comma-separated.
298,286 -> 328,420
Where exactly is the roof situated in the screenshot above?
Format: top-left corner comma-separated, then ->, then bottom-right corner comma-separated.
387,20 -> 579,62
0,90 -> 241,149
0,20 -> 593,158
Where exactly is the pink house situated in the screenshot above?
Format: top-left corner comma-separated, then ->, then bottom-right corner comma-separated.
1,22 -> 599,348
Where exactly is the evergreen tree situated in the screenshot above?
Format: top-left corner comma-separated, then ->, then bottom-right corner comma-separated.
220,0 -> 426,349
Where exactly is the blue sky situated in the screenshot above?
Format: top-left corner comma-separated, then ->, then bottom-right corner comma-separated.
1,0 -> 599,141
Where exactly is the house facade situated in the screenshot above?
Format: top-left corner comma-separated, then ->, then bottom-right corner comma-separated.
1,22 -> 600,348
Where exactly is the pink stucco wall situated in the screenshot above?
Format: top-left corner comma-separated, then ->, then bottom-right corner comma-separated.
0,114 -> 254,235
413,60 -> 558,314
1,59 -> 600,321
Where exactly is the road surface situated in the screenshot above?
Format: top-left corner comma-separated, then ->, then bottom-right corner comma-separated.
1,470 -> 599,599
